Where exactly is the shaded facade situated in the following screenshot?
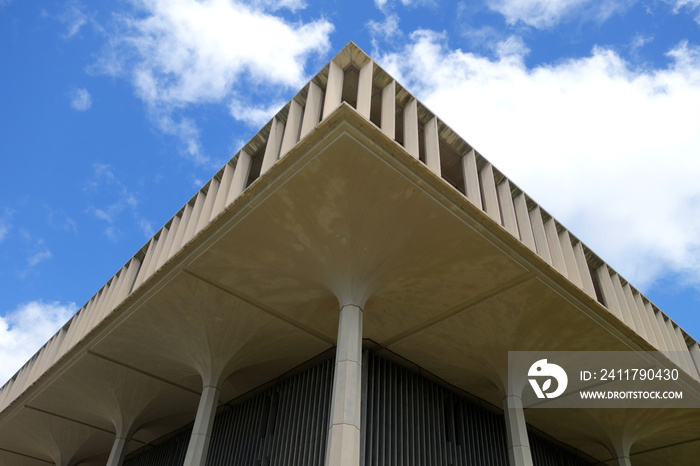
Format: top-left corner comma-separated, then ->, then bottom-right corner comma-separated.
0,42 -> 699,466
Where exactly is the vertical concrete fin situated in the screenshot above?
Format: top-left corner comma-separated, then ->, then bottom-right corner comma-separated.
673,325 -> 698,378
261,118 -> 284,175
514,194 -> 536,252
424,116 -> 441,176
152,225 -> 173,272
558,230 -> 582,287
86,282 -> 112,334
133,238 -> 157,290
227,150 -> 253,204
650,306 -> 672,354
380,81 -> 396,139
159,216 -> 181,266
528,206 -> 551,264
462,149 -> 482,209
356,61 -> 373,119
657,312 -> 685,369
610,274 -> 637,333
689,343 -> 700,379
497,179 -> 519,238
632,293 -> 657,347
301,82 -> 324,138
195,178 -> 220,234
169,206 -> 193,258
105,265 -> 129,314
113,258 -> 141,309
57,303 -> 89,357
572,242 -> 596,298
403,98 -> 419,158
323,61 -> 344,121
182,191 -> 207,246
621,284 -> 646,339
142,230 -> 165,280
596,265 -> 622,320
543,219 -> 566,276
211,162 -> 235,220
479,163 -> 501,224
280,100 -> 303,157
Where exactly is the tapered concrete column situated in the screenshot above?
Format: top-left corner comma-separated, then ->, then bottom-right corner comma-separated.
503,395 -> 533,466
106,435 -> 129,466
615,455 -> 632,466
183,385 -> 221,466
325,304 -> 363,466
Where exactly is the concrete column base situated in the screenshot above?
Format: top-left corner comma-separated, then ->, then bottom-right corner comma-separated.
183,385 -> 221,466
503,395 -> 534,466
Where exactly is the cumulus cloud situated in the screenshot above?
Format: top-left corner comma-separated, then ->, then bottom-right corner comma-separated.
70,88 -> 92,111
0,301 -> 76,386
95,0 -> 333,164
487,0 -> 633,28
379,31 -> 700,290
229,97 -> 287,127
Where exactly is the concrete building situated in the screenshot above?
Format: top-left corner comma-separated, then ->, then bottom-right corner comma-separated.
0,42 -> 699,466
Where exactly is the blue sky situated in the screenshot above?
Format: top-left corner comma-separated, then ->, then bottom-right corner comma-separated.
1,0 -> 700,384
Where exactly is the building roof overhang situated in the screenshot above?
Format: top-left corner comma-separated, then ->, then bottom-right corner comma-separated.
1,103 -> 698,465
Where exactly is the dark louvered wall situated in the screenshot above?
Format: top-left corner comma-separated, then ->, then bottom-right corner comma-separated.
363,353 -> 509,466
363,353 -> 593,466
124,352 -> 592,466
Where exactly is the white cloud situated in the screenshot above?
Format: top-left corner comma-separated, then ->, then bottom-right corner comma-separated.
367,13 -> 402,54
94,0 -> 332,165
487,0 -> 633,28
229,97 -> 287,127
20,240 -> 52,278
252,0 -> 307,12
379,31 -> 700,290
0,301 -> 76,386
70,88 -> 92,111
674,0 -> 700,22
59,2 -> 90,38
27,248 -> 51,268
